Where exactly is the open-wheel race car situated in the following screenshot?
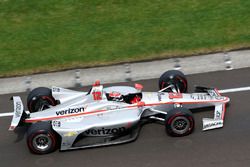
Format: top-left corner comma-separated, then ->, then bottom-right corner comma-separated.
8,70 -> 230,154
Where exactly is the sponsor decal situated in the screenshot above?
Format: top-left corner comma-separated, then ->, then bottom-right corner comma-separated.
215,110 -> 221,119
63,131 -> 77,137
56,107 -> 84,116
109,92 -> 121,98
215,96 -> 225,100
158,93 -> 163,101
15,101 -> 22,118
169,93 -> 183,99
92,91 -> 102,100
203,121 -> 223,129
52,120 -> 61,127
52,87 -> 60,92
207,90 -> 216,96
62,142 -> 71,146
191,94 -> 225,101
106,105 -> 120,111
191,94 -> 210,100
85,127 -> 126,136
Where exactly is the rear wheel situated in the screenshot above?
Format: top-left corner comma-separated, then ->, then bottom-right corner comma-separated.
165,107 -> 194,137
159,70 -> 188,93
27,121 -> 58,154
27,87 -> 56,112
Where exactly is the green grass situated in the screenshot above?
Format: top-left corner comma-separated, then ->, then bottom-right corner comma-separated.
0,0 -> 250,77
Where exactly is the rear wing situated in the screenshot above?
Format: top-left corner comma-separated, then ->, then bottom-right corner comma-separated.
9,96 -> 25,131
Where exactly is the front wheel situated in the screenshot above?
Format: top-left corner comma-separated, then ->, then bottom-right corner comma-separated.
159,70 -> 188,93
165,107 -> 194,137
27,122 -> 58,154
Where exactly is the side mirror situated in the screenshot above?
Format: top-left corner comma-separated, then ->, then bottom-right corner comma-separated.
93,80 -> 101,86
135,83 -> 143,91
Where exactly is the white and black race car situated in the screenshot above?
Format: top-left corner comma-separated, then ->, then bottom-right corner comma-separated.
8,70 -> 229,154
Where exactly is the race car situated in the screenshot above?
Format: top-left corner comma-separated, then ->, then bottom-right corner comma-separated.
8,70 -> 230,154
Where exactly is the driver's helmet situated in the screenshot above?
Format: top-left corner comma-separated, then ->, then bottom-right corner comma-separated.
130,95 -> 141,104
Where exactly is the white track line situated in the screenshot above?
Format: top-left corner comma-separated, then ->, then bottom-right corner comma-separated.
0,113 -> 13,117
0,86 -> 249,118
219,86 -> 250,94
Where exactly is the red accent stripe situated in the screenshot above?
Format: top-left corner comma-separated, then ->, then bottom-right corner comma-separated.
143,97 -> 229,107
24,97 -> 229,123
168,93 -> 183,99
214,88 -> 221,96
221,103 -> 227,120
9,126 -> 16,130
24,108 -> 109,123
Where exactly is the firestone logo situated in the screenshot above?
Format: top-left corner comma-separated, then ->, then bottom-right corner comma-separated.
203,121 -> 223,129
15,101 -> 22,118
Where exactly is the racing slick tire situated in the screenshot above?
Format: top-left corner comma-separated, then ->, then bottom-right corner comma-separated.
165,107 -> 194,137
159,70 -> 188,93
27,121 -> 58,154
27,87 -> 56,112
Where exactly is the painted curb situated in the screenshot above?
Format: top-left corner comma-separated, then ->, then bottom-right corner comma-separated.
0,50 -> 249,94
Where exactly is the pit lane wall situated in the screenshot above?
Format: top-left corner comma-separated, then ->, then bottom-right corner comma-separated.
0,50 -> 250,94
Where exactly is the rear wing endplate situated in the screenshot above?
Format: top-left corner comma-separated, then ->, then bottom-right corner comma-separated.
9,96 -> 25,131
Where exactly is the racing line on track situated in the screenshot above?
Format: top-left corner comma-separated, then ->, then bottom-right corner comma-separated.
0,86 -> 250,118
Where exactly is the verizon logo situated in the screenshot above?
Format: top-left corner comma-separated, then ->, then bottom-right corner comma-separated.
56,107 -> 84,116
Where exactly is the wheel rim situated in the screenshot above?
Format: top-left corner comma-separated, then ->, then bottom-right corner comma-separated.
34,98 -> 51,111
160,76 -> 187,93
32,134 -> 52,152
171,116 -> 190,134
174,76 -> 187,93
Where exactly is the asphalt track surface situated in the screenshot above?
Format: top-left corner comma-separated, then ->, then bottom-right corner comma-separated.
1,68 -> 250,167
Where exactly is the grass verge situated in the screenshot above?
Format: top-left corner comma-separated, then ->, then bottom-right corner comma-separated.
0,0 -> 250,77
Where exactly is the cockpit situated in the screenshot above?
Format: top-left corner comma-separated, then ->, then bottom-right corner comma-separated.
90,80 -> 143,104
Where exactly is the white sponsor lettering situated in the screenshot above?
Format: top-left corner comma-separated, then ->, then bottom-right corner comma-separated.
56,107 -> 84,116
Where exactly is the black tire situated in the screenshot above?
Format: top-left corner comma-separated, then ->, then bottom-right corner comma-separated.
27,87 -> 56,113
165,107 -> 194,137
159,70 -> 188,93
27,121 -> 58,154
